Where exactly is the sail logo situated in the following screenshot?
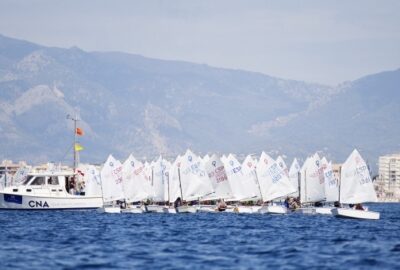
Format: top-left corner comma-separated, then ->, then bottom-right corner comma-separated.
28,200 -> 49,208
130,161 -> 135,167
247,162 -> 252,168
212,161 -> 217,167
188,156 -> 192,162
229,160 -> 234,166
109,162 -> 114,167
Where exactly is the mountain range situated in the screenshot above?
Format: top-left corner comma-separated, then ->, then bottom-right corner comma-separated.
0,34 -> 399,172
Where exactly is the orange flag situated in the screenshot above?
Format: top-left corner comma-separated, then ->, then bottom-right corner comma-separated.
76,127 -> 84,136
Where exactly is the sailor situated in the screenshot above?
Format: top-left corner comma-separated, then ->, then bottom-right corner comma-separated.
174,197 -> 182,208
354,203 -> 364,211
217,200 -> 227,212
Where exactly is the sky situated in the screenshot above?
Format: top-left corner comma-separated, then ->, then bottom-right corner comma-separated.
0,0 -> 399,85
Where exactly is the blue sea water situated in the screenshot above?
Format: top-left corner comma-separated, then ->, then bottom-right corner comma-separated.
0,204 -> 399,270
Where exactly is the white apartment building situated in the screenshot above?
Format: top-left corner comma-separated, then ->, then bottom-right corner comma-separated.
377,153 -> 400,201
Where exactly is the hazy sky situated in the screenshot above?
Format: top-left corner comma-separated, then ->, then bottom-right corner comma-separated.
0,0 -> 399,85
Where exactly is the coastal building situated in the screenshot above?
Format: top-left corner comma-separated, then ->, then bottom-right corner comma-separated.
0,160 -> 27,176
376,153 -> 400,202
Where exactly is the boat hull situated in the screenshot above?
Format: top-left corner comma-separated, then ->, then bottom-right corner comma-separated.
332,208 -> 380,220
296,207 -> 317,215
146,205 -> 167,213
258,205 -> 287,214
315,207 -> 333,215
98,206 -> 121,214
0,192 -> 102,210
230,206 -> 259,214
176,205 -> 198,213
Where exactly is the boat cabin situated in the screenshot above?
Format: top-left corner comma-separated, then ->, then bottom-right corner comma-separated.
6,172 -> 84,196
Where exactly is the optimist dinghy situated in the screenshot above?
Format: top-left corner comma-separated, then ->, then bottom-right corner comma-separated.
256,153 -> 296,215
333,149 -> 380,220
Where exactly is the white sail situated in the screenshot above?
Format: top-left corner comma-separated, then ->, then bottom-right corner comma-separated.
168,156 -> 182,203
84,165 -> 102,197
300,154 -> 325,203
100,155 -> 125,203
203,154 -> 233,200
202,154 -> 210,163
256,152 -> 296,202
179,149 -> 214,201
122,154 -> 152,203
162,160 -> 171,202
276,156 -> 289,177
340,149 -> 377,204
241,155 -> 262,200
288,158 -> 301,197
151,156 -> 167,202
323,162 -> 339,202
222,154 -> 251,201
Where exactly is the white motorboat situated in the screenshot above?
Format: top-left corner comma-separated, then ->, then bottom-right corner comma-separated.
331,208 -> 380,220
0,171 -> 102,210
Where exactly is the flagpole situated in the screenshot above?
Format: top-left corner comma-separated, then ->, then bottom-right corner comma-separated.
67,114 -> 79,174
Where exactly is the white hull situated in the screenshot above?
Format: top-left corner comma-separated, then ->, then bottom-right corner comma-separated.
197,205 -> 219,213
121,207 -> 145,214
296,207 -> 317,215
98,206 -> 121,214
176,205 -> 198,213
146,205 -> 167,213
166,207 -> 177,214
230,206 -> 260,214
332,208 -> 380,220
315,207 -> 333,215
258,205 -> 287,214
0,192 -> 102,210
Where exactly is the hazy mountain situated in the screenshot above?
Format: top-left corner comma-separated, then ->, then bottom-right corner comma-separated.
0,34 -> 398,169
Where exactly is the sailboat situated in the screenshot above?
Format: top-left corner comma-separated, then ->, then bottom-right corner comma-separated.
297,153 -> 326,214
241,155 -> 263,201
99,155 -> 125,213
174,150 -> 214,213
288,158 -> 301,198
314,161 -> 339,215
146,156 -> 169,213
120,154 -> 152,213
222,154 -> 259,213
332,149 -> 379,220
201,154 -> 233,212
256,152 -> 296,214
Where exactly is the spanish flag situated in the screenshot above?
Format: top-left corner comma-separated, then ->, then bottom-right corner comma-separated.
74,143 -> 84,152
76,127 -> 84,136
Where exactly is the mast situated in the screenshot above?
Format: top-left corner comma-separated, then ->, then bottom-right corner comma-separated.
67,113 -> 79,174
178,167 -> 184,202
254,170 -> 264,203
297,171 -> 301,201
304,169 -> 307,205
338,165 -> 342,204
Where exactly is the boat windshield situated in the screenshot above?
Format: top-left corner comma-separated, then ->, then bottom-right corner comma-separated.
22,176 -> 34,186
30,177 -> 45,186
47,176 -> 59,185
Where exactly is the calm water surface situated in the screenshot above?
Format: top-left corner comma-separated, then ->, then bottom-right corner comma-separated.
0,204 -> 399,270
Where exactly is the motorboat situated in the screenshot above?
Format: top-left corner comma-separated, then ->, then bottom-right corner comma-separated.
0,171 -> 102,210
